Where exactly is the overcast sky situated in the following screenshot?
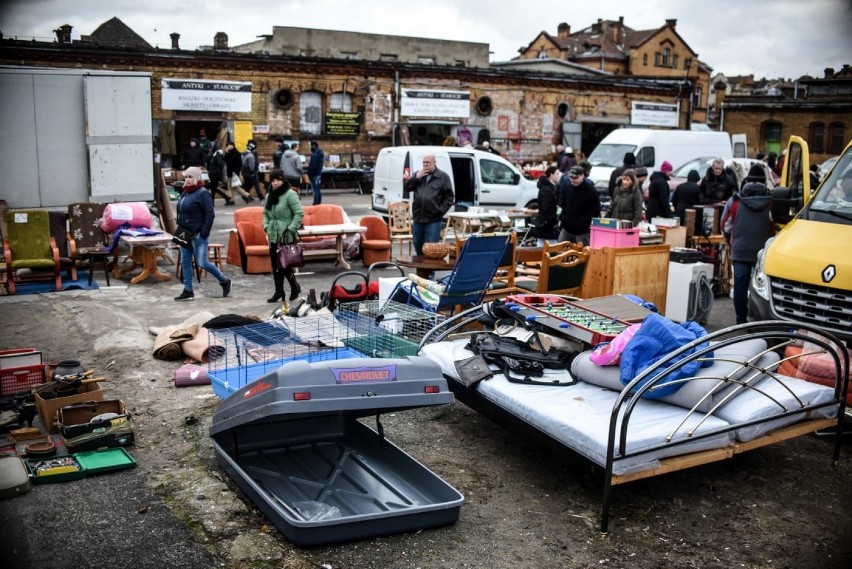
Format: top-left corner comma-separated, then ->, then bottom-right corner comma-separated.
2,0 -> 850,80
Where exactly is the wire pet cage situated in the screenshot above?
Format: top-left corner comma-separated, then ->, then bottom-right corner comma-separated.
208,301 -> 444,397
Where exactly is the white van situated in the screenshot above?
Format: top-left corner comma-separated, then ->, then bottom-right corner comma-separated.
370,146 -> 539,216
586,128 -> 733,196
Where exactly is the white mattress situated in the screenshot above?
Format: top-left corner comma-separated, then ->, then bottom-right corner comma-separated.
420,340 -> 735,475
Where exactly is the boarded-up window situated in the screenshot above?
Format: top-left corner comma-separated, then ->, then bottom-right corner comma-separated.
330,92 -> 353,112
300,91 -> 322,135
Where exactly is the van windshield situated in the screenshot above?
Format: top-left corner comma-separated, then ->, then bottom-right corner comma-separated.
588,144 -> 636,168
806,144 -> 852,225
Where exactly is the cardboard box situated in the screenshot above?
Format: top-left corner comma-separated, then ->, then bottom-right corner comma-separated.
57,399 -> 134,452
662,226 -> 687,248
35,382 -> 104,434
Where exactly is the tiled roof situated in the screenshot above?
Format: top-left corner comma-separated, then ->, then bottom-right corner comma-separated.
79,17 -> 152,49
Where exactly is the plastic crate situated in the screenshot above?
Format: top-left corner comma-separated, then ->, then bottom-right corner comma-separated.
589,226 -> 640,249
0,364 -> 45,396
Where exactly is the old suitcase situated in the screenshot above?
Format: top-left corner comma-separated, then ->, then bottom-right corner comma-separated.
57,400 -> 134,452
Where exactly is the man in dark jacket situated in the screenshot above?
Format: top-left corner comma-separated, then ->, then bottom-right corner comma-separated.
182,139 -> 204,168
671,169 -> 701,226
730,182 -> 774,323
241,140 -> 264,200
699,158 -> 737,204
558,166 -> 601,246
646,161 -> 674,220
608,152 -> 636,198
404,153 -> 454,255
224,143 -> 252,203
205,142 -> 232,205
307,140 -> 325,205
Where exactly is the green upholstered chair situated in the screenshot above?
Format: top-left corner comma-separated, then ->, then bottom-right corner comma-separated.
3,209 -> 61,295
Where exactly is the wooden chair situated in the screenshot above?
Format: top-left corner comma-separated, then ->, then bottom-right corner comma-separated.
516,241 -> 590,297
48,210 -> 77,281
359,216 -> 392,266
388,201 -> 413,257
3,209 -> 61,295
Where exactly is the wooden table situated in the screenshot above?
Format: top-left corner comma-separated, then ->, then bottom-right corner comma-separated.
298,223 -> 367,271
118,233 -> 174,285
443,210 -> 534,242
395,255 -> 455,279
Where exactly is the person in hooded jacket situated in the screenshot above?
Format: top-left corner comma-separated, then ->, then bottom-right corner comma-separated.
671,169 -> 701,226
729,179 -> 774,324
263,169 -> 304,303
280,143 -> 304,189
206,142 -> 232,205
182,139 -> 204,168
608,152 -> 636,198
645,161 -> 674,220
609,168 -> 644,227
530,166 -> 560,245
174,166 -> 231,301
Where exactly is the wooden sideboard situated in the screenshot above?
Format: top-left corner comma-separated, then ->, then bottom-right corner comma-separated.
579,244 -> 670,313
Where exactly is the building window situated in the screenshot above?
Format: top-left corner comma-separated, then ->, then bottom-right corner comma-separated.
810,123 -> 825,153
300,90 -> 323,135
763,121 -> 783,152
330,92 -> 353,112
654,52 -> 661,66
538,49 -> 547,59
379,53 -> 398,62
661,47 -> 671,67
673,54 -> 679,69
684,57 -> 692,71
692,85 -> 703,109
828,122 -> 846,154
455,60 -> 468,67
643,53 -> 648,66
340,51 -> 358,60
418,56 -> 436,65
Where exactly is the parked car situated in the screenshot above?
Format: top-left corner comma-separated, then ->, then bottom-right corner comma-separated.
818,155 -> 839,180
661,156 -> 777,192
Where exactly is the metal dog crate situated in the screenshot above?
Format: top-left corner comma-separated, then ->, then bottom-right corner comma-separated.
208,302 -> 444,398
209,356 -> 463,546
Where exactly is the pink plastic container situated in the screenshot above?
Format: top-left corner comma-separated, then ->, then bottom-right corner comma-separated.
589,227 -> 640,249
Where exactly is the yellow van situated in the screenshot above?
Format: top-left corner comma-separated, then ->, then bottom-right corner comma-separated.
748,136 -> 852,342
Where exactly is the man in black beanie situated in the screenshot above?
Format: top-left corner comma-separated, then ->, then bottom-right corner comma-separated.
608,152 -> 636,198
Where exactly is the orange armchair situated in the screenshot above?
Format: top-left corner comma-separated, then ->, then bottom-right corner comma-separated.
359,216 -> 392,266
235,221 -> 271,274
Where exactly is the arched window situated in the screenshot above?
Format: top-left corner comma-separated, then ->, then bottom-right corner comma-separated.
330,92 -> 353,112
538,48 -> 548,59
300,90 -> 323,135
809,123 -> 825,153
643,53 -> 648,66
662,47 -> 671,67
762,120 -> 783,156
828,122 -> 846,154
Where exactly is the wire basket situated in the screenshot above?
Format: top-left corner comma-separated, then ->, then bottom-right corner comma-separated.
336,300 -> 446,358
207,301 -> 444,397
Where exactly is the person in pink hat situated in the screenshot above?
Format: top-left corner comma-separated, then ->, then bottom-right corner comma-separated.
646,160 -> 674,220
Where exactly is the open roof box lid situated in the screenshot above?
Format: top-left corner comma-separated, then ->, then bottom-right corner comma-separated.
209,356 -> 463,546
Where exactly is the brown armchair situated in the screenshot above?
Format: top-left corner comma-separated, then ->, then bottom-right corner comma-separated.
359,216 -> 392,266
67,202 -> 114,286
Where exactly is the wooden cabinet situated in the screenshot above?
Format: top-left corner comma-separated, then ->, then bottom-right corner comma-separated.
579,245 -> 670,313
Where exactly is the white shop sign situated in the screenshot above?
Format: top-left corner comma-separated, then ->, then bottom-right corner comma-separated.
401,89 -> 470,118
161,78 -> 252,112
631,101 -> 679,128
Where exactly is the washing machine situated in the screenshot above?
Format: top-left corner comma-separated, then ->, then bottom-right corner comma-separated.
665,262 -> 714,322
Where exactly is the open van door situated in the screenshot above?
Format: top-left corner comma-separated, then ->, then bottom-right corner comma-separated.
732,133 -> 747,158
771,135 -> 812,226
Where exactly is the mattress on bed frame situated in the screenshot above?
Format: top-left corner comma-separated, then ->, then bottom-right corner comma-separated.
419,338 -> 838,476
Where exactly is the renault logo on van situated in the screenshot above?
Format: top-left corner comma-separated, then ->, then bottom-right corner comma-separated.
822,264 -> 836,283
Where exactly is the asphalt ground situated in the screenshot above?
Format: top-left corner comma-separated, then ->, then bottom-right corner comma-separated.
0,188 -> 738,568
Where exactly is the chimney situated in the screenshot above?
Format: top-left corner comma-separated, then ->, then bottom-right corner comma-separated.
557,23 -> 570,40
824,67 -> 835,78
54,24 -> 72,44
593,19 -> 602,33
170,32 -> 180,50
666,19 -> 677,29
214,32 -> 228,50
617,16 -> 624,43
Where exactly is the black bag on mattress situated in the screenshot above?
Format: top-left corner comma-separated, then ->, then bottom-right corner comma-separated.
467,332 -> 576,386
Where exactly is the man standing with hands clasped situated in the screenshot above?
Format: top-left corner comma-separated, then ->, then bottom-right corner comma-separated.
404,153 -> 454,255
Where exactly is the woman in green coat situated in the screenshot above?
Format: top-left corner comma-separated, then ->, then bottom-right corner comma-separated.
263,169 -> 304,302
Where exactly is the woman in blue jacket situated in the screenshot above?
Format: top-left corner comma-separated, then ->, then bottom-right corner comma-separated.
174,166 -> 231,301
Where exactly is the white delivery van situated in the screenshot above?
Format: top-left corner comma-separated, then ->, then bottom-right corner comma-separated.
586,128 -> 733,197
371,146 -> 539,216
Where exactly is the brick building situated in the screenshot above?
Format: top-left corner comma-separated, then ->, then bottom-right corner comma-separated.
515,17 -> 711,128
0,18 -> 694,168
718,65 -> 852,163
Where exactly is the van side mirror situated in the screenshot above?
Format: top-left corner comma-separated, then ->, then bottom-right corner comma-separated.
771,186 -> 802,225
512,172 -> 521,185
